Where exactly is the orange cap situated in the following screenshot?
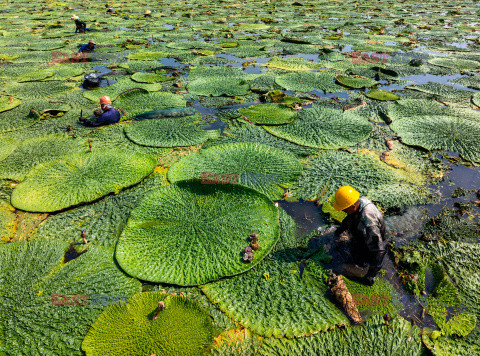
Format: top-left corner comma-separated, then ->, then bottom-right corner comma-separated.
100,95 -> 112,105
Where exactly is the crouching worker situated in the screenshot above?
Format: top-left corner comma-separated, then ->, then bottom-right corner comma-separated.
79,39 -> 96,53
332,186 -> 386,286
71,15 -> 87,33
79,96 -> 121,127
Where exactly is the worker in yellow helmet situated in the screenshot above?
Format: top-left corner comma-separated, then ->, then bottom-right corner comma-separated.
79,96 -> 121,127
332,186 -> 386,286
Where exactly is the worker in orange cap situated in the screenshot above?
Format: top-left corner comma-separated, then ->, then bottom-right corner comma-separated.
79,96 -> 121,127
332,186 -> 386,286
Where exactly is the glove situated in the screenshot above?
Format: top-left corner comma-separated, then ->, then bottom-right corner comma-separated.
79,116 -> 86,123
94,109 -> 102,117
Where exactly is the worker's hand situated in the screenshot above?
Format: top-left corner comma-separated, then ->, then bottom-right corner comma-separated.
79,116 -> 86,123
94,109 -> 102,117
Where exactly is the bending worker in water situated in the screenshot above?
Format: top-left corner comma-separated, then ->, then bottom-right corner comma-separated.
79,39 -> 96,53
332,186 -> 386,286
71,15 -> 87,33
79,96 -> 121,127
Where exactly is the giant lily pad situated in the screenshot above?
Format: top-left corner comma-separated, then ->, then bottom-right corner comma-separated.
124,114 -> 218,147
0,96 -> 21,112
131,72 -> 172,83
263,106 -> 372,149
82,292 -> 214,356
82,79 -> 163,102
0,239 -> 141,355
114,89 -> 186,119
14,68 -> 54,82
294,150 -> 397,201
238,103 -> 297,125
275,72 -> 344,93
429,57 -> 480,71
0,134 -> 88,181
187,77 -> 250,97
127,51 -> 169,60
257,315 -> 423,355
336,74 -> 379,89
115,181 -> 280,286
167,142 -> 302,199
365,89 -> 400,101
0,137 -> 18,162
11,151 -> 157,212
265,56 -> 324,71
390,115 -> 480,163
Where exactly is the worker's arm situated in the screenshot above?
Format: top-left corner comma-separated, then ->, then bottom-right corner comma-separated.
334,214 -> 352,239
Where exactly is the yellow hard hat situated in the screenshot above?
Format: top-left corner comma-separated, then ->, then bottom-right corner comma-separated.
332,186 -> 360,211
144,10 -> 151,14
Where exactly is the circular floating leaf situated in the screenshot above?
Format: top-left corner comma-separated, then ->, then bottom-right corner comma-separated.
82,79 -> 163,103
167,142 -> 302,199
275,71 -> 344,93
14,68 -> 54,82
202,247 -> 348,338
365,89 -> 400,101
82,292 -> 214,356
294,150 -> 397,201
265,56 -> 324,71
429,57 -> 480,71
131,72 -> 172,83
3,81 -> 75,99
114,89 -> 186,119
124,115 -> 218,147
0,95 -> 21,112
217,41 -> 239,48
0,134 -> 88,181
0,137 -> 18,162
127,51 -> 169,60
390,115 -> 480,163
0,239 -> 141,355
11,151 -> 157,212
116,181 -> 280,285
258,315 -> 422,355
238,103 -> 297,125
263,106 -> 372,149
187,77 -> 250,97
336,74 -> 379,89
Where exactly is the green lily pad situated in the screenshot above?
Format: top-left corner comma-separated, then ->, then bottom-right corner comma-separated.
167,142 -> 303,200
365,90 -> 401,101
390,115 -> 480,163
238,103 -> 297,125
202,247 -> 348,338
131,72 -> 172,83
127,51 -> 169,60
82,292 -> 214,356
265,56 -> 324,71
187,77 -> 250,97
275,72 -> 344,93
0,137 -> 18,162
115,181 -> 280,286
11,151 -> 157,212
124,114 -> 219,147
336,74 -> 379,89
14,68 -> 54,82
0,239 -> 141,355
294,150 -> 397,201
263,106 -> 372,149
0,95 -> 21,112
429,57 -> 480,71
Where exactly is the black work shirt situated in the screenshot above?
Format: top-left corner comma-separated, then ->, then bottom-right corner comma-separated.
83,108 -> 121,127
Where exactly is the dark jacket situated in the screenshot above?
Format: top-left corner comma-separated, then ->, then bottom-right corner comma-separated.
79,44 -> 95,53
74,19 -> 87,33
335,197 -> 386,276
83,108 -> 121,127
